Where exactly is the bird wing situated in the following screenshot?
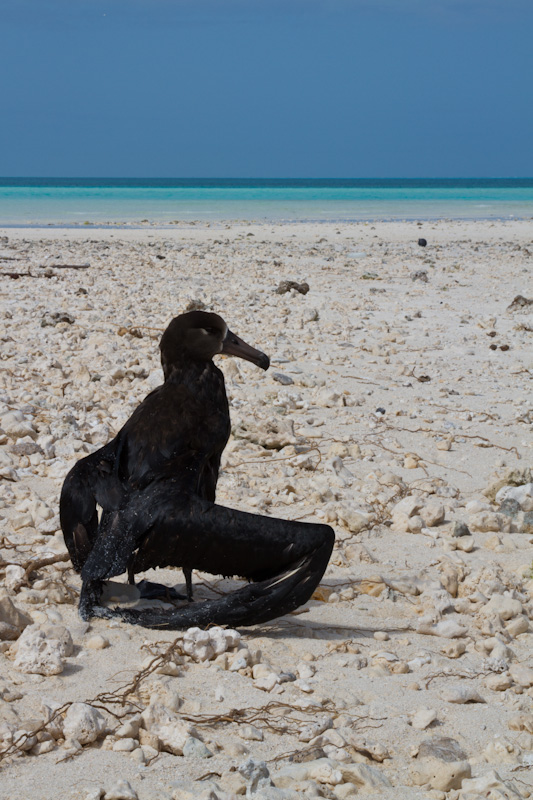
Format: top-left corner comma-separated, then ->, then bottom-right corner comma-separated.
80,488 -> 335,629
60,440 -> 120,571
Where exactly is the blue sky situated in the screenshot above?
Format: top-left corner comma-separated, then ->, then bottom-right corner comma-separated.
1,0 -> 532,177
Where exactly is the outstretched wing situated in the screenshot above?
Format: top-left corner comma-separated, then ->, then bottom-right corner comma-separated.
79,485 -> 335,628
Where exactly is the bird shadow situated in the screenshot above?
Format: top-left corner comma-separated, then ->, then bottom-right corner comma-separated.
243,616 -> 412,642
60,662 -> 85,676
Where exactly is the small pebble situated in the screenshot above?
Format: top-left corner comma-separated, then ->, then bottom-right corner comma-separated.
86,635 -> 110,650
113,738 -> 137,752
183,736 -> 213,759
411,707 -> 438,730
239,724 -> 264,741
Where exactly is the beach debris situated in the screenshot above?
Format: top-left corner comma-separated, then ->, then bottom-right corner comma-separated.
276,280 -> 309,295
417,238 -> 427,247
116,326 -> 143,338
185,298 -> 207,310
507,294 -> 533,311
40,311 -> 75,327
347,250 -> 367,258
39,263 -> 91,270
0,271 -> 33,279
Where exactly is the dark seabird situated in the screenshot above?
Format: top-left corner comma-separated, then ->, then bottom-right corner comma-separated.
60,311 -> 335,629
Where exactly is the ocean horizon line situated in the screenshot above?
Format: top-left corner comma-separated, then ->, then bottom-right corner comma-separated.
1,177 -> 533,186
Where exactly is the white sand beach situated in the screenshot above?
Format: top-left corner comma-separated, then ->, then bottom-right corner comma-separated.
1,219 -> 532,800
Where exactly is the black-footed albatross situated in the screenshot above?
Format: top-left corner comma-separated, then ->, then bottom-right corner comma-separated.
60,310 -> 335,629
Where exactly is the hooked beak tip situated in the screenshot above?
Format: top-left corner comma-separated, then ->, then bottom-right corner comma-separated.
221,329 -> 270,370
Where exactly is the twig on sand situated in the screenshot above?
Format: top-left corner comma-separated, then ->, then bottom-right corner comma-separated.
39,264 -> 91,270
422,669 -> 486,689
22,553 -> 71,584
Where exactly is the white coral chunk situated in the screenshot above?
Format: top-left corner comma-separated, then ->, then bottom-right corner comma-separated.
63,703 -> 107,744
13,625 -> 64,675
182,626 -> 241,661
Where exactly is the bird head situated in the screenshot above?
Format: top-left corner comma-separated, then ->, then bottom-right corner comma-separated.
160,311 -> 270,378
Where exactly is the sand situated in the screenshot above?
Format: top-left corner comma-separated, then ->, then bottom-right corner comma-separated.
0,219 -> 532,800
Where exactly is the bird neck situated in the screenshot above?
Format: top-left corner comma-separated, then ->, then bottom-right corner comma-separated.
162,356 -> 216,384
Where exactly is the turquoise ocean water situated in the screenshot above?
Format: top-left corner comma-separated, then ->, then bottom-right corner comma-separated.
0,179 -> 532,226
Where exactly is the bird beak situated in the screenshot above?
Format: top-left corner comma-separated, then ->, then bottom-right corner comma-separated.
221,329 -> 270,370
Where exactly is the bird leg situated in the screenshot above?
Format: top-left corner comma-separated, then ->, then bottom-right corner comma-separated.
184,567 -> 194,602
127,560 -> 188,601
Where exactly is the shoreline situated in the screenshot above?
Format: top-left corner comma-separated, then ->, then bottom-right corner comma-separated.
1,217 -> 533,245
1,212 -> 533,229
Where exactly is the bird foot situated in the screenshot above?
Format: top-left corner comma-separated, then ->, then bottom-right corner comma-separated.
79,578 -> 104,620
